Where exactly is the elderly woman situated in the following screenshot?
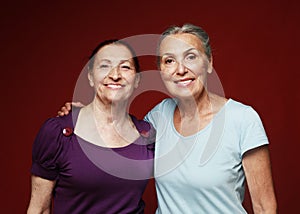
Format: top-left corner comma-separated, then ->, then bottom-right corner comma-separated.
27,39 -> 155,213
58,24 -> 277,213
144,24 -> 277,213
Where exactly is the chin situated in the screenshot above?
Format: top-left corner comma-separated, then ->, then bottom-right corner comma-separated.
167,87 -> 191,96
109,96 -> 128,102
169,92 -> 193,100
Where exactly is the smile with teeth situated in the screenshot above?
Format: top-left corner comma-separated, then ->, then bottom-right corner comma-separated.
175,79 -> 194,86
105,83 -> 123,89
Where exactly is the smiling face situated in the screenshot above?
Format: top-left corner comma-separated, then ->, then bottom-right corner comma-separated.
159,33 -> 212,100
88,44 -> 140,104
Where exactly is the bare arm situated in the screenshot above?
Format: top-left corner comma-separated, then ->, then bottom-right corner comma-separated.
242,145 -> 277,214
27,175 -> 56,214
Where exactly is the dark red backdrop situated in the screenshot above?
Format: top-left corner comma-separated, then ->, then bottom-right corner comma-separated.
1,0 -> 299,213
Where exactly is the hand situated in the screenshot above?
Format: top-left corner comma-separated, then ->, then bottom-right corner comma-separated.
57,102 -> 84,116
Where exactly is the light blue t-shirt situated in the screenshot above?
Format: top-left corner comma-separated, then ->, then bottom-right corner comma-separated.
144,98 -> 269,213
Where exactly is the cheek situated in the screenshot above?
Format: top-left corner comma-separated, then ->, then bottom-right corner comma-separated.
160,63 -> 176,72
160,71 -> 172,82
125,72 -> 137,81
160,66 -> 174,79
189,62 -> 208,75
93,72 -> 106,83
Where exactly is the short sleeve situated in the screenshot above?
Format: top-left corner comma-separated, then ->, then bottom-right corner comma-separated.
146,123 -> 156,151
144,98 -> 175,130
144,108 -> 157,129
240,107 -> 269,156
131,115 -> 156,150
31,118 -> 65,180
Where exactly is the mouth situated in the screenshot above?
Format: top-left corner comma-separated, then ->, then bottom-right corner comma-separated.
174,78 -> 194,87
104,83 -> 124,89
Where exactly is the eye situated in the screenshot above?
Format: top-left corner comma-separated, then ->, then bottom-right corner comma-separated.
120,64 -> 132,70
100,64 -> 109,68
97,63 -> 110,70
185,54 -> 197,61
164,58 -> 176,65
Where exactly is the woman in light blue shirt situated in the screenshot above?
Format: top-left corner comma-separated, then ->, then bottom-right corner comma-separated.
144,23 -> 277,213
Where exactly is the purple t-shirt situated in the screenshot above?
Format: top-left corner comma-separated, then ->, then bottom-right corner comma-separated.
31,108 -> 155,214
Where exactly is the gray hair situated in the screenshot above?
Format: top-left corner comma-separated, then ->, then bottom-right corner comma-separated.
158,23 -> 212,66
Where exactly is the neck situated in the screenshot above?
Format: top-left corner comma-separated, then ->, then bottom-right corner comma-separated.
91,98 -> 129,125
176,91 -> 212,118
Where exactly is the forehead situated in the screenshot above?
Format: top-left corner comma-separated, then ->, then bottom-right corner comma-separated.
159,33 -> 205,55
95,44 -> 133,61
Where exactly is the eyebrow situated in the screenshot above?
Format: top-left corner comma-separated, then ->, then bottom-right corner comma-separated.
119,59 -> 132,64
98,59 -> 112,64
97,59 -> 132,64
184,47 -> 197,52
161,48 -> 199,57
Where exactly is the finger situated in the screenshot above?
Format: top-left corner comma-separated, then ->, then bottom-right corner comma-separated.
57,111 -> 64,116
72,102 -> 84,108
62,106 -> 69,115
65,103 -> 72,111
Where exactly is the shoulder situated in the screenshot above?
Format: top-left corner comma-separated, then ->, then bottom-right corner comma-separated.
226,99 -> 251,112
31,113 -> 77,179
42,107 -> 80,134
226,100 -> 269,155
39,113 -> 75,136
131,115 -> 154,135
131,115 -> 156,144
144,98 -> 176,127
221,99 -> 267,136
155,98 -> 176,109
225,98 -> 267,134
225,99 -> 260,120
147,98 -> 176,116
33,110 -> 79,153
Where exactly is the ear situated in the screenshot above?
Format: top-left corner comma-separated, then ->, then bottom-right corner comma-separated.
88,72 -> 94,87
134,73 -> 141,88
207,56 -> 213,74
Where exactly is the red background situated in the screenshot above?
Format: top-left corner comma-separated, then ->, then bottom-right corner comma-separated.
1,0 -> 299,213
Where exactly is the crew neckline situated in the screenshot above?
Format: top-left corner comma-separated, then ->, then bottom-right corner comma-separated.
170,98 -> 232,139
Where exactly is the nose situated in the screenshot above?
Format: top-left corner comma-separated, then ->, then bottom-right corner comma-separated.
176,61 -> 187,75
108,66 -> 121,80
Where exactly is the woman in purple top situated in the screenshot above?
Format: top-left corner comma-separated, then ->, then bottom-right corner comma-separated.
27,40 -> 155,214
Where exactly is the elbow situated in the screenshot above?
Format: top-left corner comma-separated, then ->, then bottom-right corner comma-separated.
253,200 -> 277,214
27,206 -> 51,214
